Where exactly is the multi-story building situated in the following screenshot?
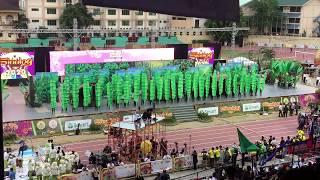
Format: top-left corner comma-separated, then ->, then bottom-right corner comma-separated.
20,0 -> 209,43
0,0 -> 20,42
242,0 -> 320,37
279,0 -> 320,36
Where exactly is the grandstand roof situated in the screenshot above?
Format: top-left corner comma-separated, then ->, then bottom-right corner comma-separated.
278,0 -> 309,6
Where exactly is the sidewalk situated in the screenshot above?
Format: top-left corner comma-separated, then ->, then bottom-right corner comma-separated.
5,112 -> 284,150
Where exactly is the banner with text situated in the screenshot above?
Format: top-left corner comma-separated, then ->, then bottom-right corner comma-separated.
198,107 -> 219,116
242,103 -> 261,112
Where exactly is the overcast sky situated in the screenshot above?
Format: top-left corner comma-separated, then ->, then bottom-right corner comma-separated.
240,0 -> 251,5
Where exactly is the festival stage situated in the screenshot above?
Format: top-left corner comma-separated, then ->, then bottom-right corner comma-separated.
2,83 -> 317,122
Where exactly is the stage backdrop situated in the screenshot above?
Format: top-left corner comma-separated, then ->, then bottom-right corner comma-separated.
83,0 -> 240,21
50,48 -> 175,76
0,52 -> 35,79
188,47 -> 214,65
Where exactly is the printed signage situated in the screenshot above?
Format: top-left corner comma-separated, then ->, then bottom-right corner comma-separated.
0,52 -> 35,79
198,107 -> 219,116
64,119 -> 92,131
243,103 -> 261,112
188,47 -> 214,65
220,106 -> 241,113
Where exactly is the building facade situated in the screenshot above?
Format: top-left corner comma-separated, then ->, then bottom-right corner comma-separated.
0,1 -> 20,42
242,0 -> 320,37
22,0 -> 206,30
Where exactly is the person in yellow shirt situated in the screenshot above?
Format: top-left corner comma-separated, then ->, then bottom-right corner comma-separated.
208,147 -> 215,168
215,146 -> 220,162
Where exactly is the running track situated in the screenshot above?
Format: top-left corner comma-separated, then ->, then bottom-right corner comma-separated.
63,116 -> 298,163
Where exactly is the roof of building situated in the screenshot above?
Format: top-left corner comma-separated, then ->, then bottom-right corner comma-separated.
278,0 -> 309,6
0,0 -> 20,11
241,0 -> 310,7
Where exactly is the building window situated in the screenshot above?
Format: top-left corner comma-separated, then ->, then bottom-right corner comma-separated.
108,20 -> 116,26
47,8 -> 56,14
177,17 -> 186,20
180,32 -> 183,36
148,20 -> 156,26
31,8 -> 39,11
47,0 -> 56,2
65,0 -> 72,4
186,32 -> 189,36
93,8 -> 100,15
289,18 -> 300,23
122,20 -> 130,26
47,20 -> 57,26
193,32 -> 196,36
122,10 -> 130,15
136,11 -> 143,15
172,17 -> 177,20
200,32 -> 203,36
0,33 -> 2,37
288,29 -> 299,34
163,21 -> 168,23
290,7 -> 301,12
148,12 -> 156,16
93,20 -> 100,26
136,20 -> 143,26
108,9 -> 116,15
32,20 -> 39,23
6,15 -> 14,23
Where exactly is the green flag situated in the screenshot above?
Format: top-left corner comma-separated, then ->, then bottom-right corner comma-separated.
237,128 -> 258,153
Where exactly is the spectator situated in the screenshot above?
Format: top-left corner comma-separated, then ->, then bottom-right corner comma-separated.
209,147 -> 215,168
284,105 -> 289,117
160,170 -> 170,180
192,150 -> 198,170
9,168 -> 16,180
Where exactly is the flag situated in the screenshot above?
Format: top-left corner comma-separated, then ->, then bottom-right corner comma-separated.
237,128 -> 258,153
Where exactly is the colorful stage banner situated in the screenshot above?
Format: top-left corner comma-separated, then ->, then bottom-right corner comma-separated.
188,47 -> 215,65
299,93 -> 320,108
0,52 -> 35,79
151,159 -> 173,174
32,119 -> 62,136
3,121 -> 33,137
50,48 -> 175,76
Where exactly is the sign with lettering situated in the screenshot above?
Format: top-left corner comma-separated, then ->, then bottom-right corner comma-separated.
64,119 -> 92,131
198,107 -> 219,116
242,103 -> 261,112
0,52 -> 35,79
262,101 -> 280,108
220,106 -> 241,113
188,47 -> 214,65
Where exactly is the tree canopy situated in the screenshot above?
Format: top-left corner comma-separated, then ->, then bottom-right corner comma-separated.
249,0 -> 283,34
13,13 -> 29,29
59,3 -> 94,29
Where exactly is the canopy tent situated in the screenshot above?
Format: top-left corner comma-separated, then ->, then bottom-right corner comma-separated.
237,128 -> 258,153
83,0 -> 240,21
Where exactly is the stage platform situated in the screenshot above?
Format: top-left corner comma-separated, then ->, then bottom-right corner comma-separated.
2,83 -> 317,122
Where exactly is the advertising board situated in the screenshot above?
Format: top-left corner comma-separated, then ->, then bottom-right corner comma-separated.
242,103 -> 261,112
0,52 -> 35,79
198,107 -> 219,116
188,47 -> 214,65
